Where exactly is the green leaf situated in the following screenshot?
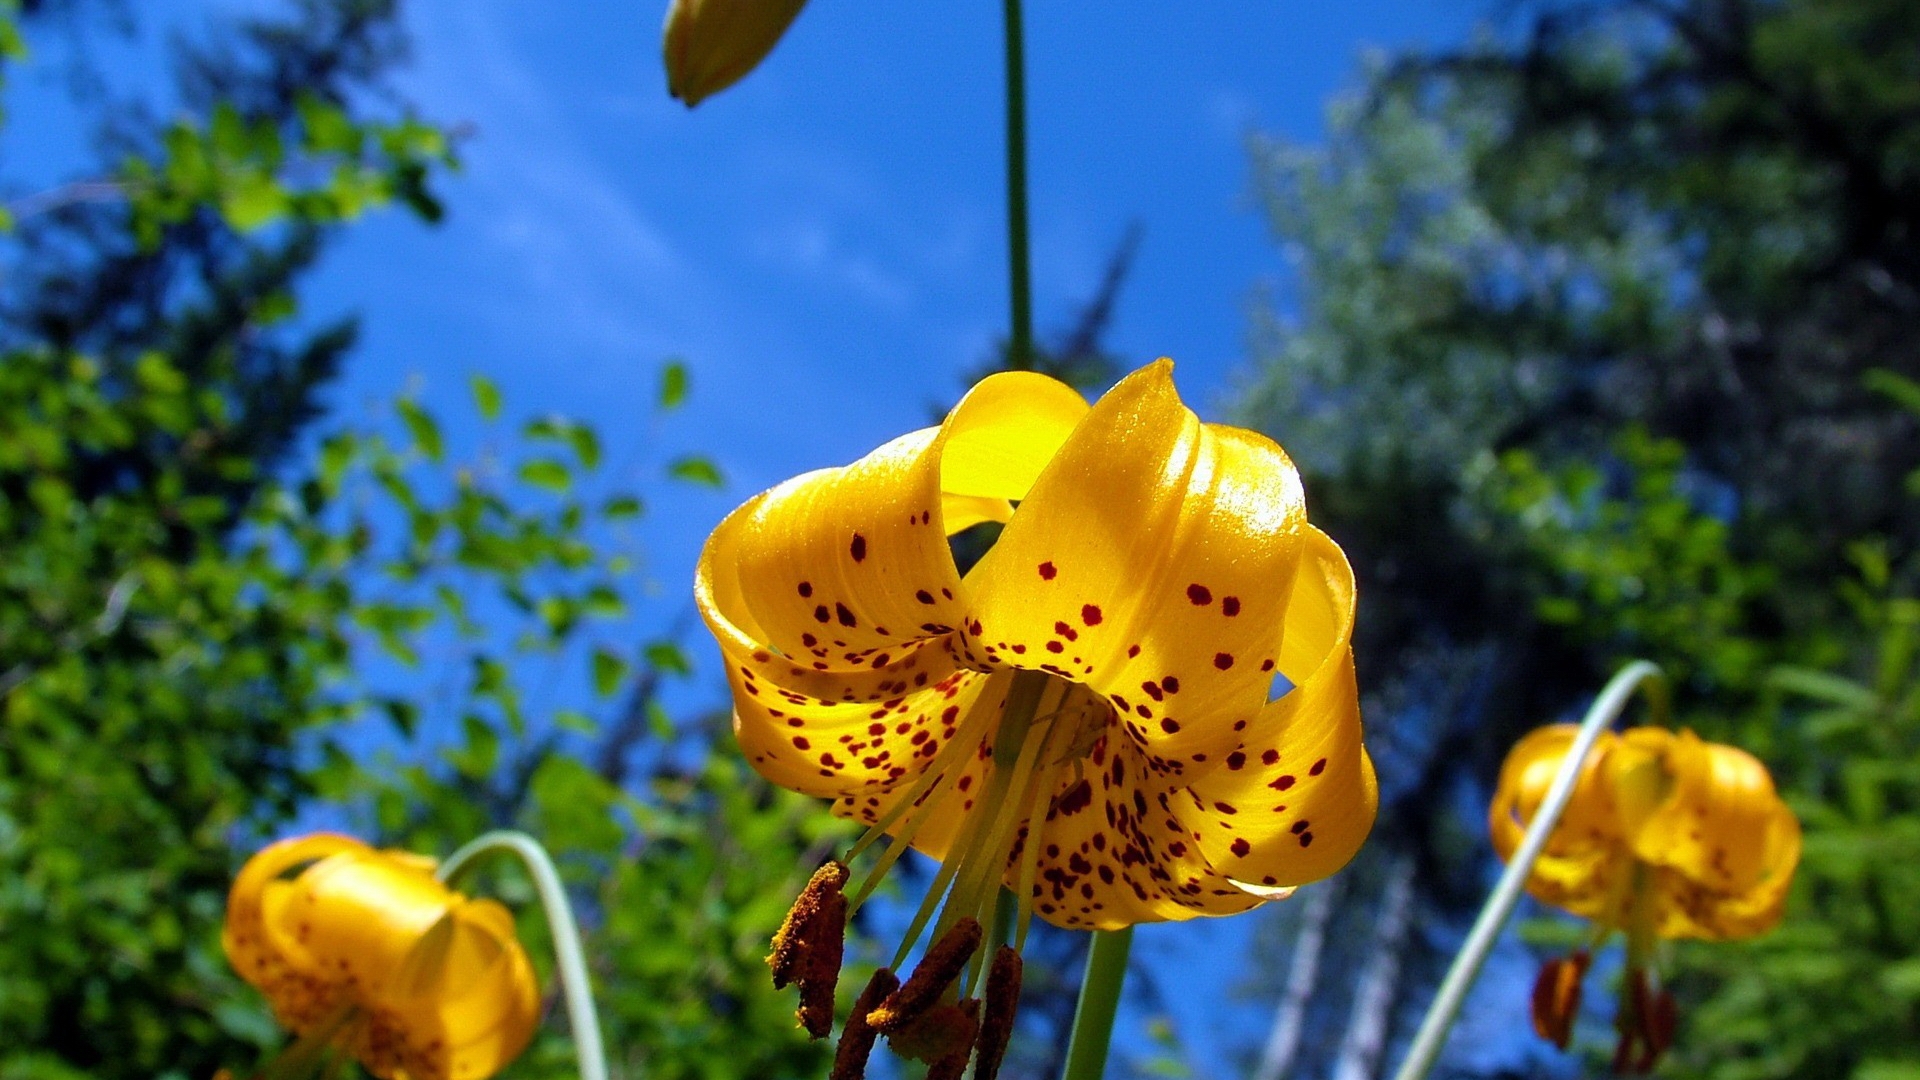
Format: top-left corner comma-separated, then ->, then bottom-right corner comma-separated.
659,358 -> 690,409
645,641 -> 693,677
602,494 -> 645,520
397,399 -> 443,461
470,374 -> 502,420
668,455 -> 724,488
518,458 -> 571,493
591,647 -> 628,697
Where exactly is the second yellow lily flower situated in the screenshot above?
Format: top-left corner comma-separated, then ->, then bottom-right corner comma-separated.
1491,724 -> 1800,1072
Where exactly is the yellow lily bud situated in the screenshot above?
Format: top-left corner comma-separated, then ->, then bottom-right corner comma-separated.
223,834 -> 541,1080
662,0 -> 810,107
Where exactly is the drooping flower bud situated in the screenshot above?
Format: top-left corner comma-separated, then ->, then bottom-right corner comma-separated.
662,0 -> 809,107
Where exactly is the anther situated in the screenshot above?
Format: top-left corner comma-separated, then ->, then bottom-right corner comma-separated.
1611,967 -> 1675,1075
867,917 -> 983,1033
973,946 -> 1023,1080
887,997 -> 980,1071
767,860 -> 849,1038
768,860 -> 848,989
830,967 -> 900,1080
1529,949 -> 1589,1049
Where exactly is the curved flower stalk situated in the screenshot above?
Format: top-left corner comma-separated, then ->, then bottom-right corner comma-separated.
1491,722 -> 1801,1072
223,834 -> 541,1080
662,0 -> 809,106
696,359 -> 1377,1077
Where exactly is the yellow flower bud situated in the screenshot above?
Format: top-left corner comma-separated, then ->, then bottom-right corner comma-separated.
662,0 -> 810,107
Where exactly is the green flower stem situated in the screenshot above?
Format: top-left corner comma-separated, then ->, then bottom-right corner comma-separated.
1002,0 -> 1033,369
1061,926 -> 1134,1080
438,830 -> 608,1080
1388,660 -> 1669,1080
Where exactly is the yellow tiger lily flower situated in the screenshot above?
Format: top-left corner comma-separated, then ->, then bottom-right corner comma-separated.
697,359 -> 1376,1074
1490,725 -> 1800,1073
663,0 -> 809,107
223,834 -> 541,1080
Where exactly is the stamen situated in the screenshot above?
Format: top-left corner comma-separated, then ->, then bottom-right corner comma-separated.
922,998 -> 982,1080
885,997 -> 981,1070
797,884 -> 847,1038
935,689 -> 1057,961
767,860 -> 848,990
1529,949 -> 1589,1049
973,946 -> 1023,1080
830,967 -> 900,1080
1014,719 -> 1078,950
869,917 -> 982,1033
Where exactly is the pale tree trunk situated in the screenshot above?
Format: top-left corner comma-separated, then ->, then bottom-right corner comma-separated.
1252,877 -> 1341,1080
1330,853 -> 1418,1080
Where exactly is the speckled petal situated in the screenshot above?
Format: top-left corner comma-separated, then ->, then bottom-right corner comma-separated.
1181,528 -> 1376,890
696,371 -> 1087,670
1489,725 -> 1634,921
964,361 -> 1309,780
223,833 -> 366,1019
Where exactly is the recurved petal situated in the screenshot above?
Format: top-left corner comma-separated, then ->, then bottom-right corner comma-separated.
1489,725 -> 1621,866
1622,730 -> 1793,897
1651,790 -> 1799,940
730,661 -> 992,802
1182,527 -> 1376,890
965,361 -> 1308,777
371,898 -> 542,1080
272,849 -> 458,1005
694,371 -> 1087,677
224,833 -> 366,989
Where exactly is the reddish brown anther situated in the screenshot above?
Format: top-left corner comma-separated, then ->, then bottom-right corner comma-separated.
1529,949 -> 1590,1049
767,860 -> 849,1038
973,946 -> 1024,1080
901,998 -> 981,1079
867,917 -> 983,1033
830,967 -> 900,1080
1611,967 -> 1677,1075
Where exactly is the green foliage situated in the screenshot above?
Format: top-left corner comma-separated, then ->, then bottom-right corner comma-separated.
0,4 -> 845,1079
1235,0 -> 1920,1074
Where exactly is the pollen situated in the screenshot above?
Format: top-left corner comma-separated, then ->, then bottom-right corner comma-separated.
766,859 -> 849,1038
867,917 -> 982,1033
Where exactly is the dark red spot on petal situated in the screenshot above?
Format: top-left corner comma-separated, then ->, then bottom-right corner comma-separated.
1310,758 -> 1327,776
835,603 -> 858,627
813,605 -> 831,623
1226,752 -> 1246,770
1214,652 -> 1235,670
1222,596 -> 1241,616
1162,676 -> 1180,694
1038,562 -> 1057,580
1187,583 -> 1212,605
1299,832 -> 1313,847
850,533 -> 867,561
797,581 -> 813,597
916,589 -> 935,604
1081,604 -> 1103,626
1261,749 -> 1280,765
1127,644 -> 1141,658
1271,775 -> 1296,791
1230,837 -> 1251,857
1160,718 -> 1181,734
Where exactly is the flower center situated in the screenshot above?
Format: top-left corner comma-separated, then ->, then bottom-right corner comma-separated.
771,667 -> 1115,1078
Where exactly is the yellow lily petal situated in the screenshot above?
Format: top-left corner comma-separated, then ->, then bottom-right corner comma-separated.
1488,725 -> 1634,920
965,360 -> 1308,775
1183,528 -> 1378,890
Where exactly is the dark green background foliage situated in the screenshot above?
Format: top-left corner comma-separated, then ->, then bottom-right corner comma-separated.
0,2 -> 840,1079
1235,0 -> 1918,1075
